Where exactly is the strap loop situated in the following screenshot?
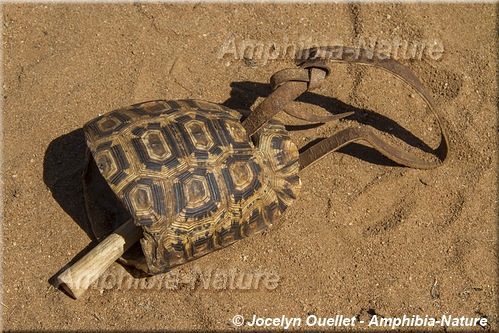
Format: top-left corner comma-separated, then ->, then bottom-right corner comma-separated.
270,68 -> 309,90
243,66 -> 332,133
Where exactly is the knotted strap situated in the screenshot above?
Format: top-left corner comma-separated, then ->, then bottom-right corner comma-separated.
241,46 -> 449,170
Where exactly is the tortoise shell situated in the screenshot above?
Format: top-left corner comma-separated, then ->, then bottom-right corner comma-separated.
83,99 -> 301,274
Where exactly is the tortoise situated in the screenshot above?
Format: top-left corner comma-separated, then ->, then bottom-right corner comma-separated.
57,47 -> 448,298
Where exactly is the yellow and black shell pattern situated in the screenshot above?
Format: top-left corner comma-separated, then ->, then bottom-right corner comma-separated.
83,99 -> 301,274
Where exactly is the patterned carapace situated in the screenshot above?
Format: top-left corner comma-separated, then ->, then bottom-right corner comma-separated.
84,99 -> 300,274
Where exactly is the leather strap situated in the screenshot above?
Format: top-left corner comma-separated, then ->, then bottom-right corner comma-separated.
241,80 -> 309,137
242,67 -> 337,135
283,105 -> 354,123
299,127 -> 442,170
242,46 -> 449,170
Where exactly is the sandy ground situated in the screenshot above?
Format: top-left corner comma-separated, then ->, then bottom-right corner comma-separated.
2,3 -> 497,332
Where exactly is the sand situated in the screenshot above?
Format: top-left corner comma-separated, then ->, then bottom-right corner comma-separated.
2,3 -> 497,331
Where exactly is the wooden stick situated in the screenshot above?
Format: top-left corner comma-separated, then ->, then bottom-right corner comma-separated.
57,219 -> 143,299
